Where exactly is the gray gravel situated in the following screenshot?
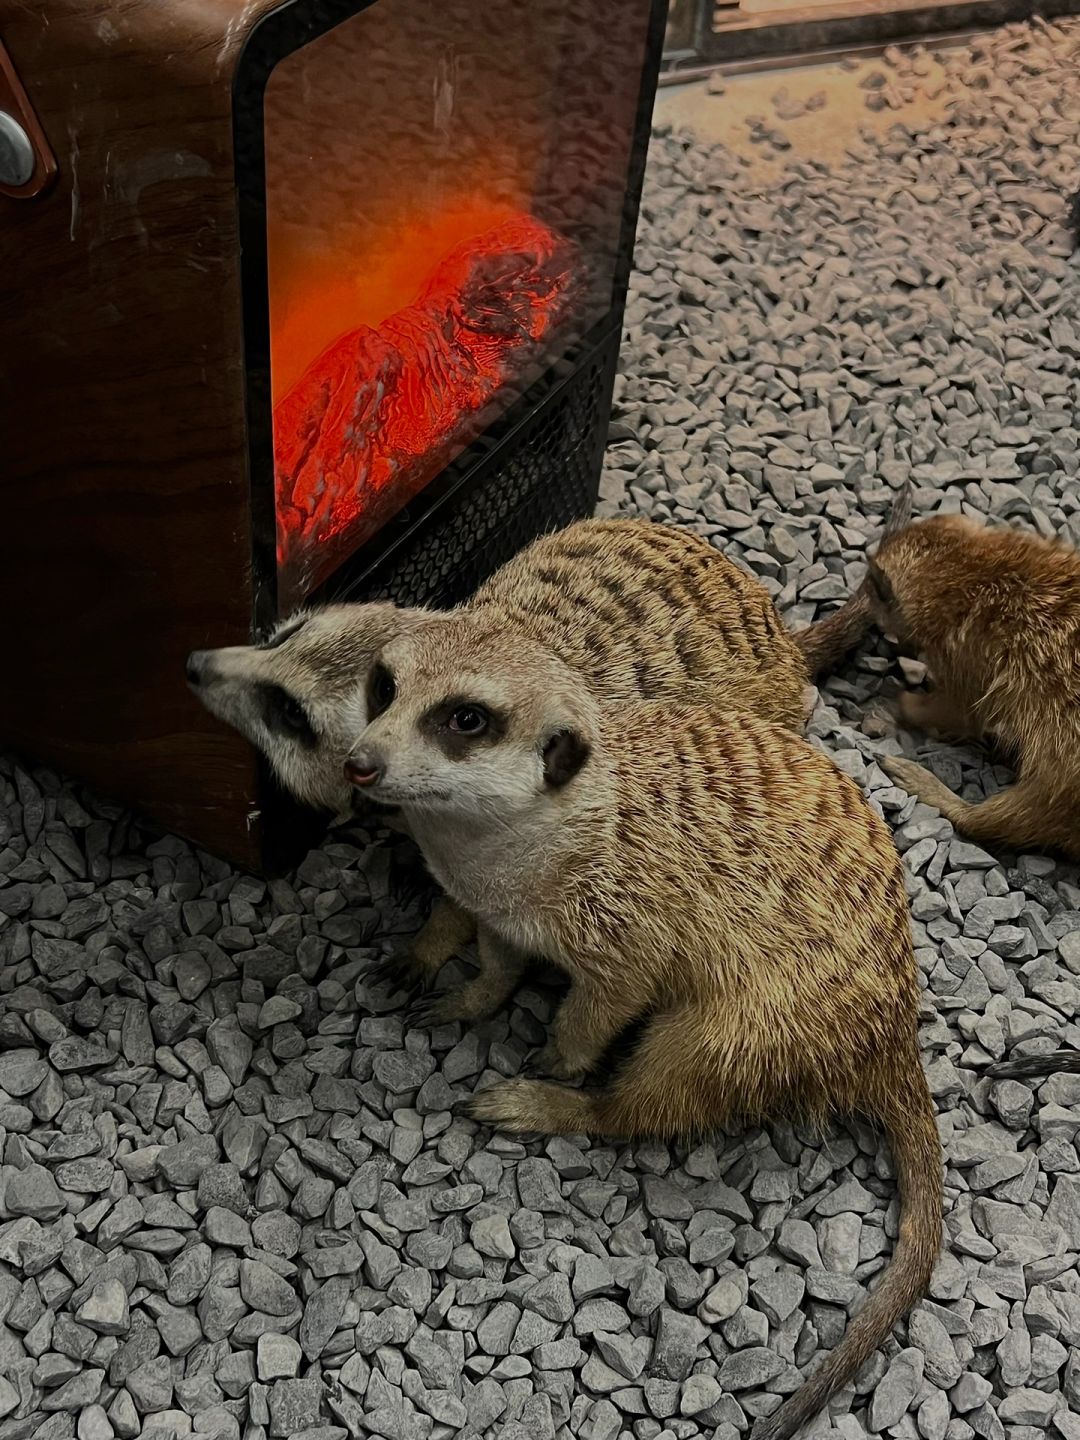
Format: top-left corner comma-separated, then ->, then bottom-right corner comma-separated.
3,20 -> 1080,1440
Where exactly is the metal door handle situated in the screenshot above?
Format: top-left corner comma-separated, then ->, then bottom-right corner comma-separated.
0,37 -> 57,199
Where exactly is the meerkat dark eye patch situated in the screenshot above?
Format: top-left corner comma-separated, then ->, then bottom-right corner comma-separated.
423,697 -> 506,758
367,663 -> 397,719
258,684 -> 317,748
258,617 -> 309,651
542,729 -> 590,788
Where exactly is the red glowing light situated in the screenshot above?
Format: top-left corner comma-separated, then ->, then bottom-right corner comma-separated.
273,212 -> 576,604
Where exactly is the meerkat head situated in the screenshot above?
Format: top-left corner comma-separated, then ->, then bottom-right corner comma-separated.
186,602 -> 430,817
343,617 -> 597,820
867,514 -> 981,646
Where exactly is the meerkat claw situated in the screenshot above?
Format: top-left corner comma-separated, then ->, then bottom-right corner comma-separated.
368,953 -> 403,987
403,993 -> 452,1029
370,951 -> 431,997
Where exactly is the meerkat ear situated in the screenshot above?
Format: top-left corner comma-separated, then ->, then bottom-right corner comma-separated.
542,729 -> 590,788
867,560 -> 895,606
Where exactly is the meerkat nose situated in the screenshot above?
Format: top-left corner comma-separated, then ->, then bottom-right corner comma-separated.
186,651 -> 211,687
344,757 -> 382,788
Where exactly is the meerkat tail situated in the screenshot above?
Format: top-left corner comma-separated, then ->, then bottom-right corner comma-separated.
882,477 -> 915,538
987,1048 -> 1080,1078
754,1071 -> 941,1440
792,480 -> 915,681
792,589 -> 874,681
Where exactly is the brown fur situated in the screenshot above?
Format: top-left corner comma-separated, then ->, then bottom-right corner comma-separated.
474,511 -> 895,697
375,516 -> 875,993
190,516 -> 870,823
347,619 -> 943,1440
191,513 -> 886,992
868,514 -> 1080,858
467,518 -> 810,726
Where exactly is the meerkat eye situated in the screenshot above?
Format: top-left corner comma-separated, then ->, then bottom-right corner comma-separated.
373,666 -> 395,708
279,693 -> 309,734
448,705 -> 489,736
259,684 -> 316,747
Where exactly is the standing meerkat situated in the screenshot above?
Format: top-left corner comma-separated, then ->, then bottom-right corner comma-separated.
343,617 -> 941,1440
867,513 -> 1080,858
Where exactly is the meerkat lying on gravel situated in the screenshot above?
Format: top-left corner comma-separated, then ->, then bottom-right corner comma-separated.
867,512 -> 1080,859
343,616 -> 941,1440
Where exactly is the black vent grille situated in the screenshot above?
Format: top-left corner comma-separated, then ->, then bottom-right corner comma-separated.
329,332 -> 619,611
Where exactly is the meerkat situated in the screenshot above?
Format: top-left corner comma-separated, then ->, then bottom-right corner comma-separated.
343,615 -> 941,1440
190,502 -> 904,983
866,513 -> 1080,859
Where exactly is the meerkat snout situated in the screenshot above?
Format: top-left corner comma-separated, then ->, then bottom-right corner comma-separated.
186,650 -> 214,688
864,558 -> 902,640
343,753 -> 383,787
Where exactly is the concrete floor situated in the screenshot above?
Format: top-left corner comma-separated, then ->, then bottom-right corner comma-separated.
654,47 -> 954,179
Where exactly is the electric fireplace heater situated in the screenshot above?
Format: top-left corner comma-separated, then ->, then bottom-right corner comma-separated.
0,0 -> 665,870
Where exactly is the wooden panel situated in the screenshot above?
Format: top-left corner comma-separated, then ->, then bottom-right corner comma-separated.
0,0 -> 280,868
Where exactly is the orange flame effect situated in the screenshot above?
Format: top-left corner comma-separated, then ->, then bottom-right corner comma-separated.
272,211 -> 575,606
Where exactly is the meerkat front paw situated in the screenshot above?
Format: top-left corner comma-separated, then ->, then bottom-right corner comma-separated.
467,1080 -> 537,1128
467,1078 -> 595,1135
403,991 -> 467,1029
465,1080 -> 560,1132
896,688 -> 979,743
404,982 -> 504,1030
525,1042 -> 585,1082
368,949 -> 436,997
882,755 -> 958,814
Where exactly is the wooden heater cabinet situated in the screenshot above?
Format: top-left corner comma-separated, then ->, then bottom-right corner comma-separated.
0,0 -> 665,870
